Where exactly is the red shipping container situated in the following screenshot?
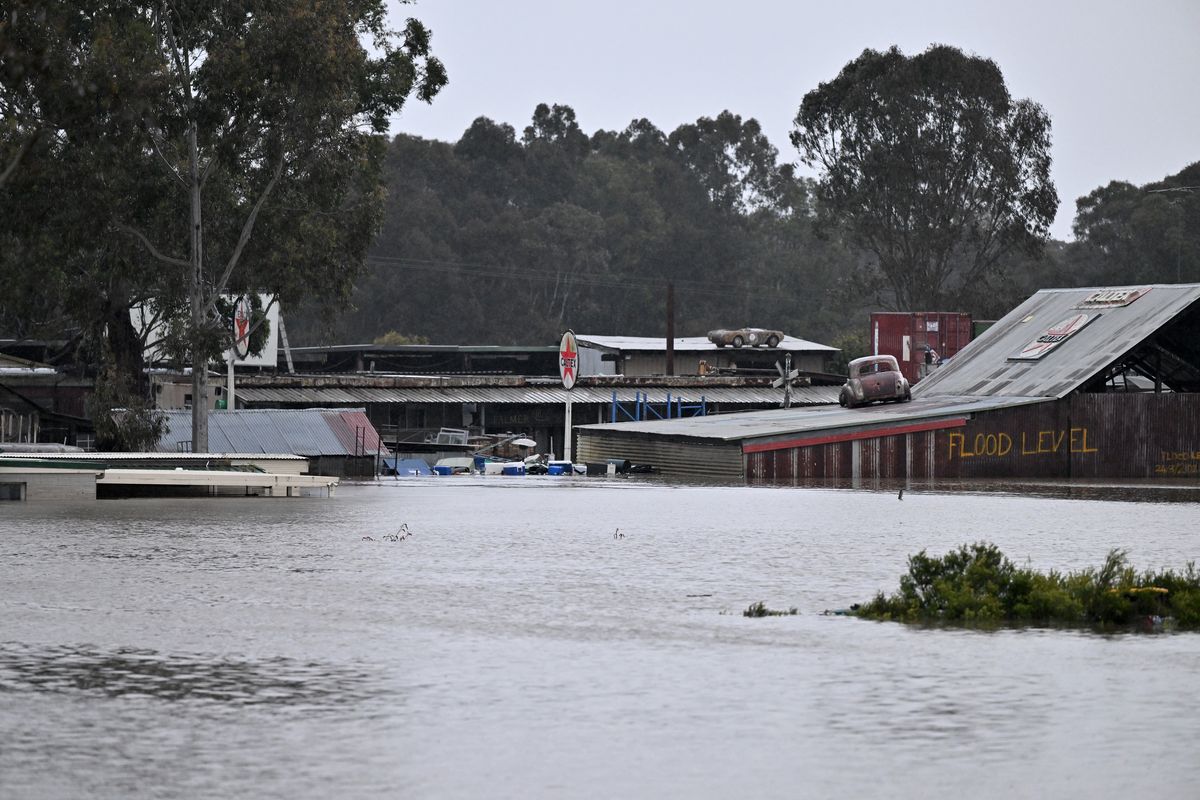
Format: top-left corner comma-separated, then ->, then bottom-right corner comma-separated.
869,312 -> 972,384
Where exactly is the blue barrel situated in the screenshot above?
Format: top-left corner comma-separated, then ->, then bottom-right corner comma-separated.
433,466 -> 453,475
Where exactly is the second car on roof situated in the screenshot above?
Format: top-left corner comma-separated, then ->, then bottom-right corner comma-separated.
706,327 -> 784,348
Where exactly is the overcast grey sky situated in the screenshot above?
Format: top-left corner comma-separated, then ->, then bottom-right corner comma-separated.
389,0 -> 1200,241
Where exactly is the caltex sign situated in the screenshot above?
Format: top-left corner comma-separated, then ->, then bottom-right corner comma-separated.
232,295 -> 253,359
1010,312 -> 1097,361
559,330 -> 579,390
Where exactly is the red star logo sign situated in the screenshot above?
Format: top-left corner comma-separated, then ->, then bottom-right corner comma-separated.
559,331 -> 578,389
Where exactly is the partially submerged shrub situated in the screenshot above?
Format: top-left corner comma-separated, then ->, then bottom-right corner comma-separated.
744,601 -> 798,618
858,543 -> 1200,630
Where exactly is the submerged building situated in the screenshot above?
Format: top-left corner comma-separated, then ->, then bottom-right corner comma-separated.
576,285 -> 1200,482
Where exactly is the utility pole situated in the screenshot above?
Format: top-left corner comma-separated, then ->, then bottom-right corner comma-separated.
188,119 -> 208,453
1147,186 -> 1197,283
665,282 -> 675,376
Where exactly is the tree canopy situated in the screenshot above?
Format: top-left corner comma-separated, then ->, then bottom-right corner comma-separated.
295,105 -> 857,349
1,0 -> 446,449
791,45 -> 1059,311
1071,162 -> 1200,285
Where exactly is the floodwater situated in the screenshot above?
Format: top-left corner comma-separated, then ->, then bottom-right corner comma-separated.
3,478 -> 1200,799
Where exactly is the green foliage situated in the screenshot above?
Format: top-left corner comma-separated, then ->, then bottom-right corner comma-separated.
87,337 -> 165,452
791,45 -> 1058,311
827,329 -> 868,375
213,294 -> 271,359
299,104 -> 858,349
858,543 -> 1200,630
373,330 -> 428,345
744,601 -> 798,617
1071,164 -> 1200,285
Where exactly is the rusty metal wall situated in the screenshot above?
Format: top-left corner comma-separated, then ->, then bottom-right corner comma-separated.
870,312 -> 972,384
1070,394 -> 1200,479
745,394 -> 1200,481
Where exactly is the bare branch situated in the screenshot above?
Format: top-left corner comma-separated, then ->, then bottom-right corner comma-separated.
204,157 -> 285,311
114,222 -> 190,268
145,124 -> 188,188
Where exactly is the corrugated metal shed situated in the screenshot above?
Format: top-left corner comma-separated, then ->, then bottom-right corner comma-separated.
156,409 -> 387,455
236,385 -> 841,406
915,284 -> 1200,399
577,334 -> 839,353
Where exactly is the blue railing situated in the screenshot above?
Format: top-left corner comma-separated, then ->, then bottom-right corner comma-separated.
610,391 -> 707,422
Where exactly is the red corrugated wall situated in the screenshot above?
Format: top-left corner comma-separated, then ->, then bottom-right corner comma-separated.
869,312 -> 973,384
745,394 -> 1200,482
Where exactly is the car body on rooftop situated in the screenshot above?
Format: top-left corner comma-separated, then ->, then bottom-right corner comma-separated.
839,354 -> 912,408
707,327 -> 783,348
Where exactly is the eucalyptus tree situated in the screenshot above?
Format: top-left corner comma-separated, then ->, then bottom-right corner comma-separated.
791,45 -> 1058,311
130,1 -> 446,450
2,1 -> 445,450
668,111 -> 790,215
1072,164 -> 1200,285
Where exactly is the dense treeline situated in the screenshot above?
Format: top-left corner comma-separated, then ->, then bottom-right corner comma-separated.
296,105 -> 860,348
298,103 -> 1199,351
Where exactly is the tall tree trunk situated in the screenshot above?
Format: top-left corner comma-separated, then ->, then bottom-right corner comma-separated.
188,121 -> 208,452
104,296 -> 146,398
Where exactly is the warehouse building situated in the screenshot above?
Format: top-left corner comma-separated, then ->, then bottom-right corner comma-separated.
232,333 -> 842,459
576,285 -> 1200,482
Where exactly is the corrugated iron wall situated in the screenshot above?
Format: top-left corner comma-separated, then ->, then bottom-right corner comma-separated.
871,312 -> 972,384
746,394 -> 1200,482
577,431 -> 743,480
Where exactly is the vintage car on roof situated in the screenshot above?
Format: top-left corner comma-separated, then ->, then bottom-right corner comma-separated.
706,327 -> 784,348
839,354 -> 912,408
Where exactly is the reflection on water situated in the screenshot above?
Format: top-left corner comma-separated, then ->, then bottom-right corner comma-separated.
2,482 -> 1200,799
746,475 -> 1200,504
0,642 -> 369,705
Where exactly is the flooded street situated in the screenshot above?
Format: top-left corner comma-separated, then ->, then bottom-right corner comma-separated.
3,479 -> 1200,798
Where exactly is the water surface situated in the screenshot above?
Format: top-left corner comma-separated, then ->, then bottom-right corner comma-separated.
3,479 -> 1199,798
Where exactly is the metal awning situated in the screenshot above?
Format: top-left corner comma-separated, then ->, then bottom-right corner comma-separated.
236,385 -> 841,406
576,395 -> 1051,443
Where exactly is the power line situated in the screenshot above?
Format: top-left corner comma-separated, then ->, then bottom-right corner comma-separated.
363,253 -> 770,299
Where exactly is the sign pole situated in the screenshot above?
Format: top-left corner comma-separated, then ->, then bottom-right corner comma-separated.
564,395 -> 573,462
227,352 -> 236,410
558,330 -> 579,463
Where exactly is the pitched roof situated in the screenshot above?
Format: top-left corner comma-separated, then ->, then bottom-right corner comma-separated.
915,284 -> 1200,399
156,408 -> 387,456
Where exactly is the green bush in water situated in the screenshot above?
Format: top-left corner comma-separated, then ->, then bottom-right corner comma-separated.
744,601 -> 798,618
857,543 -> 1200,629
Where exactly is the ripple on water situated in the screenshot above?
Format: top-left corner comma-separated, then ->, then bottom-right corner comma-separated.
0,642 -> 373,706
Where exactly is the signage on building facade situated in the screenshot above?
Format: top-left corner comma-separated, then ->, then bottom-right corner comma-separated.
1010,312 -> 1098,361
1075,287 -> 1151,309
